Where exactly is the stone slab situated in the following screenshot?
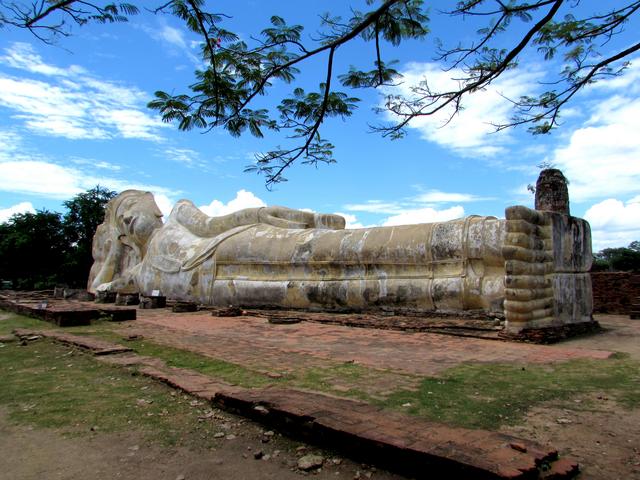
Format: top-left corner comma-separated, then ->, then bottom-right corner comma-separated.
134,363 -> 578,480
97,307 -> 137,322
12,329 -> 132,355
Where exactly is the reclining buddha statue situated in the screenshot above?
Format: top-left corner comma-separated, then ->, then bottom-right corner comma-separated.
88,169 -> 594,335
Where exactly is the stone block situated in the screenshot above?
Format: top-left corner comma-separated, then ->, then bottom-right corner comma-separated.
95,290 -> 117,303
63,288 -> 95,301
172,301 -> 198,313
98,307 -> 136,321
115,292 -> 140,306
139,295 -> 166,309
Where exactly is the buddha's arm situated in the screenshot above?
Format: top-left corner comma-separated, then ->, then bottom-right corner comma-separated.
170,200 -> 345,238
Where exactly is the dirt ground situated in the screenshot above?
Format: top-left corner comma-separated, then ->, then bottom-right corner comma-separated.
0,407 -> 402,480
1,311 -> 639,479
501,398 -> 640,480
500,315 -> 640,480
563,315 -> 640,360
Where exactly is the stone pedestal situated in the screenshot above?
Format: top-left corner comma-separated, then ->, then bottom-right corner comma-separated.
63,288 -> 95,301
115,292 -> 140,306
95,290 -> 117,303
139,295 -> 167,309
172,301 -> 198,313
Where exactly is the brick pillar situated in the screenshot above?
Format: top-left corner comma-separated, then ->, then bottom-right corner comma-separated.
535,169 -> 570,215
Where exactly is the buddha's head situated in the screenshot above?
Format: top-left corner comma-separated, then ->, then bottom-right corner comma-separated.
110,190 -> 163,254
87,190 -> 163,293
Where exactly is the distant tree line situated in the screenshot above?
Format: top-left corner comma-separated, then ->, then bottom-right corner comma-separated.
592,241 -> 640,272
0,186 -> 116,289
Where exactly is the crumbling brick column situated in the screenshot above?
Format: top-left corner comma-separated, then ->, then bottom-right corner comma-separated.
535,168 -> 570,215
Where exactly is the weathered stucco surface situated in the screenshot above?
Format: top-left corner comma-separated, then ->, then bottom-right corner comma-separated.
502,206 -> 592,333
88,180 -> 594,332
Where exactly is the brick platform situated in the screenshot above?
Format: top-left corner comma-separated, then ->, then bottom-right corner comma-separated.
0,291 -> 136,326
130,311 -> 613,378
9,329 -> 579,479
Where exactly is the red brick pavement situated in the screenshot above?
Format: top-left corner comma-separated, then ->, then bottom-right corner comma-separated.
129,310 -> 613,377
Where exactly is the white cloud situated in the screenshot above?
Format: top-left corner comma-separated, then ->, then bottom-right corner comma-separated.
96,109 -> 166,141
152,193 -> 175,220
0,130 -> 22,157
0,42 -> 167,141
549,96 -> 640,203
413,190 -> 491,203
344,188 -> 487,223
584,198 -> 640,250
589,58 -> 640,95
163,147 -> 214,170
0,201 -> 35,223
383,62 -> 542,156
139,20 -> 201,66
332,212 -> 373,229
585,198 -> 640,231
0,158 -> 178,204
343,200 -> 403,215
70,158 -> 122,171
0,161 -> 83,198
381,206 -> 465,226
0,42 -> 76,77
199,190 -> 267,217
0,130 -> 178,207
159,24 -> 189,49
165,147 -> 199,166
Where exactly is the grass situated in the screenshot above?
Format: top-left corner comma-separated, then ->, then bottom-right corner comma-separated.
129,339 -> 275,388
0,312 -> 56,335
0,339 -> 234,448
1,311 -> 377,394
2,309 -> 640,432
60,318 -> 381,396
381,357 -> 640,429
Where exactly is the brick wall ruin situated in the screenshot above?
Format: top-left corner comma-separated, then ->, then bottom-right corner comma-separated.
590,272 -> 640,314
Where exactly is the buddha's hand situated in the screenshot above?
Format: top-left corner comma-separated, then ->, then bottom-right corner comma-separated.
96,282 -> 114,292
260,207 -> 345,230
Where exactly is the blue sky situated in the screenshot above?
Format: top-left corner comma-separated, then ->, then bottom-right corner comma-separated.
0,1 -> 639,251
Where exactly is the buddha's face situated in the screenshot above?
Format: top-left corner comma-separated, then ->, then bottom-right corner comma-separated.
117,193 -> 163,249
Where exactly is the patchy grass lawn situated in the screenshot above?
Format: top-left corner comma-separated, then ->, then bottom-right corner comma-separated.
0,338 -> 235,448
381,356 -> 640,429
0,312 -> 56,335
2,309 -> 639,432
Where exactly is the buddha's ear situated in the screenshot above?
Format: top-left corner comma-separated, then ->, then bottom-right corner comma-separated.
119,234 -> 133,247
118,234 -> 142,263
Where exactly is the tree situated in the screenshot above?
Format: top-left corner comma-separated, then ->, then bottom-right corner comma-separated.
2,1 -> 639,186
0,186 -> 115,289
592,241 -> 640,272
0,210 -> 67,289
62,186 -> 116,287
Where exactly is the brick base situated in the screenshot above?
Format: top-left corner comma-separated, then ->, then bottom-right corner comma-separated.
500,321 -> 602,344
